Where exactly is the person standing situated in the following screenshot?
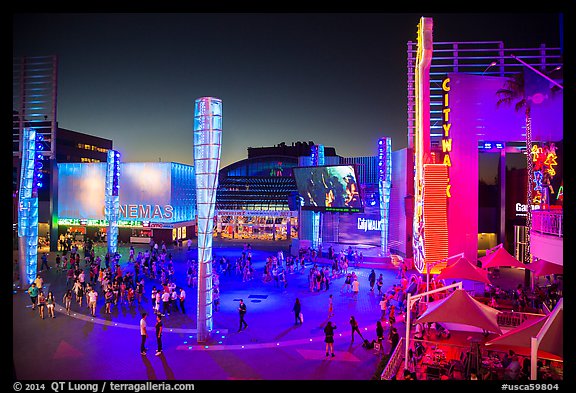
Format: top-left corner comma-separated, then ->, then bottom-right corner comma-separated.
27,283 -> 39,311
238,299 -> 248,332
170,288 -> 178,313
324,321 -> 337,357
350,315 -> 364,343
155,314 -> 163,356
388,327 -> 400,357
140,312 -> 148,355
376,320 -> 384,346
376,274 -> 384,295
379,294 -> 388,321
161,289 -> 171,316
352,277 -> 360,300
212,287 -> 220,312
179,288 -> 186,314
368,269 -> 376,292
292,298 -> 302,325
388,305 -> 396,327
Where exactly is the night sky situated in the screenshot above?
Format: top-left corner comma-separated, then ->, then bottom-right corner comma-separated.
12,12 -> 562,169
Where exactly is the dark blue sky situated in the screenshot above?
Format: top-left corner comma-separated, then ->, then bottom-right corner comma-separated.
12,13 -> 562,168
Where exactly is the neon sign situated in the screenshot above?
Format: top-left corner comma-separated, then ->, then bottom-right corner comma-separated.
118,204 -> 173,220
530,143 -> 558,208
441,77 -> 452,198
357,217 -> 382,232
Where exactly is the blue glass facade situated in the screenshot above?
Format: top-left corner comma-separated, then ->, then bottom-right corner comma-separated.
57,162 -> 196,226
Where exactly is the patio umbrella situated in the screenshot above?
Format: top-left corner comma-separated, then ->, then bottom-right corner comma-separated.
436,256 -> 491,284
417,288 -> 502,334
527,258 -> 563,277
479,244 -> 527,269
485,300 -> 563,361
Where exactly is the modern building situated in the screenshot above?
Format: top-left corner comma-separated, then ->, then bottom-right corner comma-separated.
56,161 -> 196,246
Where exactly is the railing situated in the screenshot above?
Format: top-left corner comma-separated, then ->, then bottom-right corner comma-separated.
531,210 -> 563,237
381,337 -> 405,380
497,311 -> 544,328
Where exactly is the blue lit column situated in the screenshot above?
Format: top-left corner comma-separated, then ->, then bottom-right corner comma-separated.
105,150 -> 121,255
194,97 -> 222,343
18,128 -> 42,287
378,137 -> 392,257
310,145 -> 324,250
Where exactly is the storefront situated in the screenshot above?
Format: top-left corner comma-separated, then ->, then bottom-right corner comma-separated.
216,209 -> 297,241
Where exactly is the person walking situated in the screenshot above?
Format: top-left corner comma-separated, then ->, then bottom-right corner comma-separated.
327,294 -> 334,318
27,282 -> 39,311
292,298 -> 303,325
140,312 -> 148,355
46,291 -> 56,318
62,289 -> 73,315
237,299 -> 248,332
87,288 -> 98,317
40,253 -> 50,271
350,315 -> 364,343
324,321 -> 337,357
104,287 -> 113,314
34,274 -> 44,291
155,314 -> 163,356
37,290 -> 46,319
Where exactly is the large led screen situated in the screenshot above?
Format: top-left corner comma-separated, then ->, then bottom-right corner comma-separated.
293,165 -> 363,213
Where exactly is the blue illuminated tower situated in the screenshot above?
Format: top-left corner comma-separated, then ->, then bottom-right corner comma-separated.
18,128 -> 43,286
378,137 -> 392,256
194,97 -> 222,343
105,150 -> 121,255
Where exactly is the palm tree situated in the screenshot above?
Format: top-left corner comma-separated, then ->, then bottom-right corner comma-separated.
496,72 -> 533,288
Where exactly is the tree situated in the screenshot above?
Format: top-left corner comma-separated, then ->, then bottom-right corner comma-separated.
496,72 -> 532,288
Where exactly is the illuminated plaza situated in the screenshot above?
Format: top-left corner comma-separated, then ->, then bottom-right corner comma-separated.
12,14 -> 564,383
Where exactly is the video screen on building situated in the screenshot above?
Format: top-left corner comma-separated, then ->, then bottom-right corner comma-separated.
293,165 -> 364,213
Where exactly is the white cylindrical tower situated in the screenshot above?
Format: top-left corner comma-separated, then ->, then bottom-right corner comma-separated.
193,97 -> 222,343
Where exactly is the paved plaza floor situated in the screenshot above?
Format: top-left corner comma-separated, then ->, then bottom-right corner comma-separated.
11,238 -> 528,382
